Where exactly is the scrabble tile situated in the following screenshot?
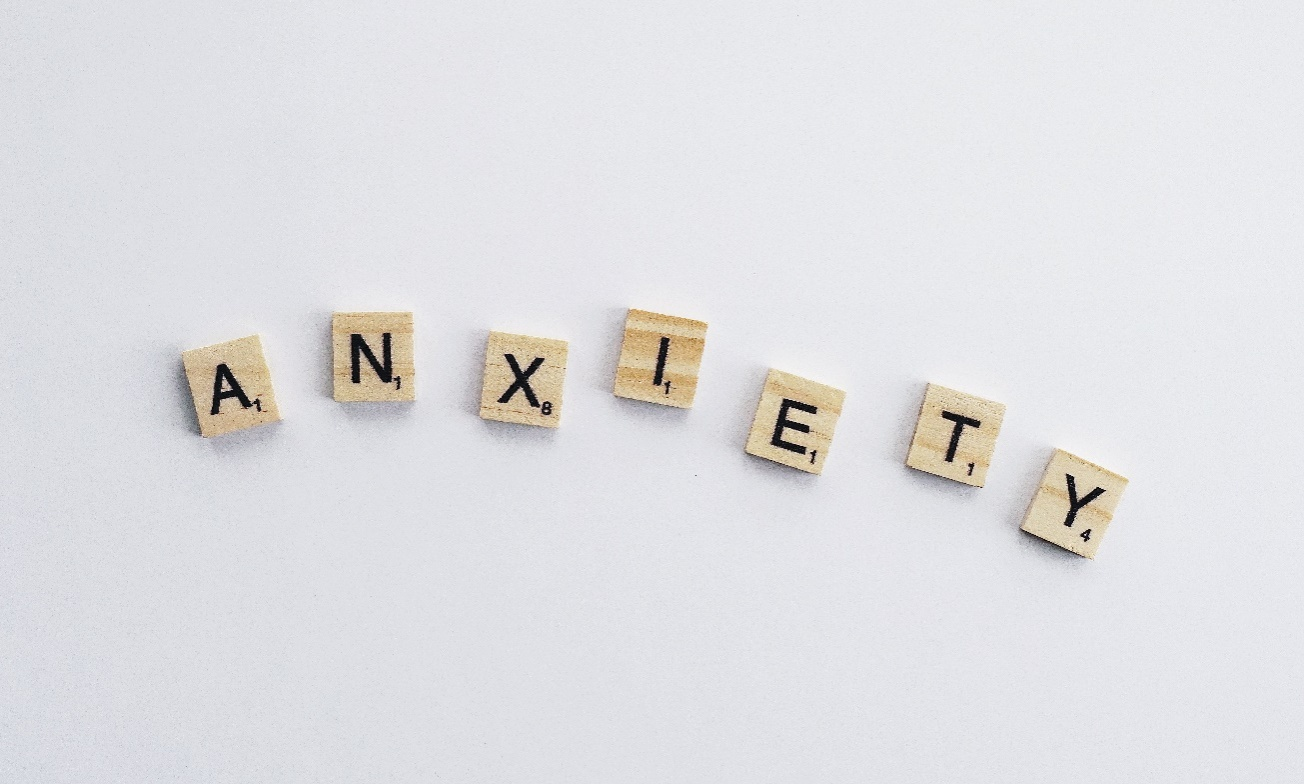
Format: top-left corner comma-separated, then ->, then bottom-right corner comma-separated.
744,369 -> 846,474
1021,449 -> 1129,559
479,331 -> 568,427
612,308 -> 708,408
905,383 -> 1006,487
332,311 -> 416,402
181,334 -> 281,437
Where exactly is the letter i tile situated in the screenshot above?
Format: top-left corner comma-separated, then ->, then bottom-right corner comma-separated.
613,308 -> 708,408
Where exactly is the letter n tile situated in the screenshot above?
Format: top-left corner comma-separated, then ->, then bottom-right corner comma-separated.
332,311 -> 416,402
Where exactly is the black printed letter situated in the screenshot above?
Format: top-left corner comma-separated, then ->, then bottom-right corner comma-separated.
771,399 -> 816,455
1063,474 -> 1106,527
351,333 -> 393,384
940,411 -> 981,463
210,363 -> 253,415
652,337 -> 671,387
498,354 -> 544,407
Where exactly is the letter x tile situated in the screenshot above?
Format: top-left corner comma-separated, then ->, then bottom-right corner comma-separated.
479,331 -> 568,427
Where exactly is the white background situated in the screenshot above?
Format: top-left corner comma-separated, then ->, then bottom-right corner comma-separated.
3,2 -> 1302,781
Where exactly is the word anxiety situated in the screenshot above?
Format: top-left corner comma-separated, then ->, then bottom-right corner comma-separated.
180,308 -> 1129,560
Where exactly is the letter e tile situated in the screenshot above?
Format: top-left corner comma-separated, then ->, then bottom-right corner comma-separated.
744,369 -> 846,474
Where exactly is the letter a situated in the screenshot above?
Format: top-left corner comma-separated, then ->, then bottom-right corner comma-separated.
211,363 -> 253,415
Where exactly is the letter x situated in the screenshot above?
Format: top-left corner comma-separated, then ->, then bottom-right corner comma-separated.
498,354 -> 545,407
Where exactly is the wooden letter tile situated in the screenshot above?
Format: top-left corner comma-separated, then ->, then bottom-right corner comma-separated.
612,308 -> 708,408
332,312 -> 416,402
182,334 -> 281,437
479,331 -> 568,427
1021,449 -> 1129,559
744,369 -> 846,474
905,383 -> 1006,487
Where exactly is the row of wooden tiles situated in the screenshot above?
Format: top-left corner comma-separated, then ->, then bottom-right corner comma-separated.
181,309 -> 1128,559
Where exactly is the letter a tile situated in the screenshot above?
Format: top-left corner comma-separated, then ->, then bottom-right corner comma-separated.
744,369 -> 846,474
332,312 -> 416,402
479,331 -> 568,428
613,308 -> 708,408
905,383 -> 1006,487
182,334 -> 282,437
1021,449 -> 1129,559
